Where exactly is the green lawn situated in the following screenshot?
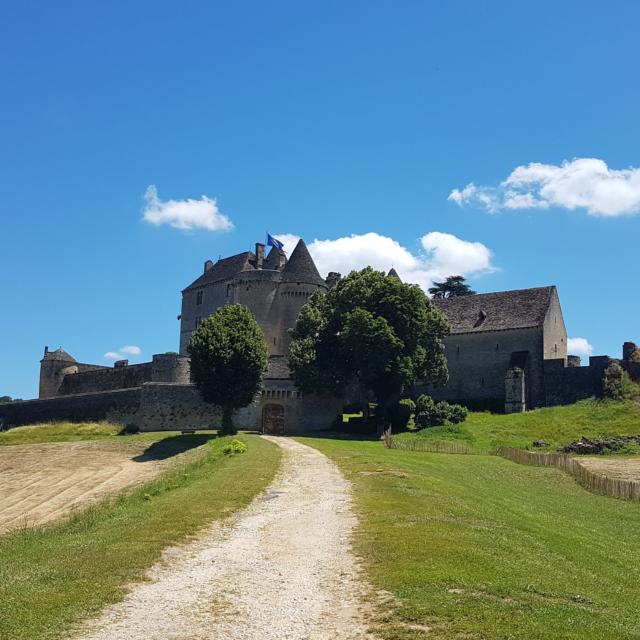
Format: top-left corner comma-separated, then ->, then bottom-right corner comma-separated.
0,432 -> 281,640
396,399 -> 640,452
0,421 -> 123,445
301,436 -> 640,640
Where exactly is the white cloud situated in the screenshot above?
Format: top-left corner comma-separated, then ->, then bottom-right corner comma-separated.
449,158 -> 640,217
119,345 -> 142,355
568,337 -> 594,358
142,185 -> 233,231
104,345 -> 143,361
274,231 -> 495,291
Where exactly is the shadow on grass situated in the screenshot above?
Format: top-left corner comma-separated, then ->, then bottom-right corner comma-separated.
132,433 -> 217,462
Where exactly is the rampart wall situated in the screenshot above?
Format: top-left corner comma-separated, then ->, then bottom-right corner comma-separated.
0,381 -> 341,434
58,363 -> 153,394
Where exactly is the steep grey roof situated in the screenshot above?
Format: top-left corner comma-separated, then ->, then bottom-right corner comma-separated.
434,286 -> 555,334
263,246 -> 286,270
280,239 -> 326,287
387,268 -> 401,281
265,356 -> 291,379
184,252 -> 254,291
42,348 -> 76,362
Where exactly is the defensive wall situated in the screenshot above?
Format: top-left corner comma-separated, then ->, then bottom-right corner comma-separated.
0,382 -> 342,434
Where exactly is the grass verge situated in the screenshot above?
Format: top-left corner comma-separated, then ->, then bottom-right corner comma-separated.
0,433 -> 280,640
395,399 -> 640,452
0,421 -> 125,445
301,437 -> 640,639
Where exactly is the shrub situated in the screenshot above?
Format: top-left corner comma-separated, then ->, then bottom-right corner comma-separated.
222,439 -> 248,455
386,399 -> 415,431
415,395 -> 469,428
603,362 -> 628,400
629,348 -> 640,364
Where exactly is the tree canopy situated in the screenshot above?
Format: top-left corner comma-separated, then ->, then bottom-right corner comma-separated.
289,268 -> 450,410
188,304 -> 268,434
428,275 -> 476,299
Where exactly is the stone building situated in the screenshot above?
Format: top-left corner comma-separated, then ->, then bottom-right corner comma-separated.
426,286 -> 568,411
1,236 -> 637,432
179,240 -> 331,356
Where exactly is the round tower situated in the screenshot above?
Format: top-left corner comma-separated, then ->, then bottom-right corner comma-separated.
39,347 -> 78,398
275,239 -> 327,355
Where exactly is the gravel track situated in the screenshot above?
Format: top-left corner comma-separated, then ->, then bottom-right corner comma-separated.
73,436 -> 375,640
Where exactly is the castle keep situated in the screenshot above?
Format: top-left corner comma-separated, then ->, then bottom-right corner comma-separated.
1,236 -> 637,431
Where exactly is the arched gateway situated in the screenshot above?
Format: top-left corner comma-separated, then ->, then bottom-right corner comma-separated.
262,403 -> 285,434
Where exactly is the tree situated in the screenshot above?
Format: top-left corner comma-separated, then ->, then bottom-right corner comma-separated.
289,268 -> 450,425
428,275 -> 476,299
0,396 -> 12,404
188,304 -> 268,435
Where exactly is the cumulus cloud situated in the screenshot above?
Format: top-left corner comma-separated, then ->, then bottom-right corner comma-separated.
273,231 -> 495,291
104,345 -> 142,361
568,337 -> 594,358
449,158 -> 640,217
142,185 -> 233,231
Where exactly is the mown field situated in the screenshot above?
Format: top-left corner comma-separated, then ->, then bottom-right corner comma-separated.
302,436 -> 640,640
0,427 -> 281,640
395,399 -> 640,453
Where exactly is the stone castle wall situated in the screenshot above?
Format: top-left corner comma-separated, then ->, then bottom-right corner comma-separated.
0,381 -> 342,434
40,353 -> 191,399
58,363 -> 153,395
424,327 -> 546,409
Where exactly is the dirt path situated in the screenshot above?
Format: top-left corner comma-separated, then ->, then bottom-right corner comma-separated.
73,436 -> 375,640
0,440 -> 197,534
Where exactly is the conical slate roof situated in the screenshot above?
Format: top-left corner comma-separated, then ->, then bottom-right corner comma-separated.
387,268 -> 401,281
280,239 -> 326,287
43,347 -> 76,362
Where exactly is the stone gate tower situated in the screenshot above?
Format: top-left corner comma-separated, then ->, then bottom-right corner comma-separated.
179,238 -> 333,355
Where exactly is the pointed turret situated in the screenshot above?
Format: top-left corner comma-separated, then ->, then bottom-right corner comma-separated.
280,239 -> 326,287
387,268 -> 401,281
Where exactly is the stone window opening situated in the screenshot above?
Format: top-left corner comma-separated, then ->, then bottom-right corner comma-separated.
496,343 -> 500,351
195,316 -> 202,328
226,284 -> 232,297
196,290 -> 203,305
481,377 -> 485,386
456,345 -> 460,354
273,337 -> 276,345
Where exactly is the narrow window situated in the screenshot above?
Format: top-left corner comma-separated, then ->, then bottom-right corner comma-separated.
226,284 -> 232,297
195,316 -> 202,328
496,343 -> 500,351
273,337 -> 276,345
196,290 -> 203,305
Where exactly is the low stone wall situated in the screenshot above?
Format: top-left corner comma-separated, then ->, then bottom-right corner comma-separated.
0,388 -> 141,428
0,382 -> 341,434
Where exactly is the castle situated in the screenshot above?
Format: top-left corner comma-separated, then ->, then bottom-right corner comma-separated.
1,237 -> 637,433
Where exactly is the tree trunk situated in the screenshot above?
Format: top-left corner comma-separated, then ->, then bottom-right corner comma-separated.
221,406 -> 237,436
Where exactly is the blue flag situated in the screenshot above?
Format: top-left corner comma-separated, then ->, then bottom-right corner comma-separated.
267,233 -> 284,251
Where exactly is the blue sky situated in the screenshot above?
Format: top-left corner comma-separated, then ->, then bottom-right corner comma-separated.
2,1 -> 639,399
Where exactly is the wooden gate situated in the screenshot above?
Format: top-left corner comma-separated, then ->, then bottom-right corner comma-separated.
262,403 -> 285,435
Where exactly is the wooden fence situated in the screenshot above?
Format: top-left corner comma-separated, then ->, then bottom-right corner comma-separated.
383,433 -> 485,455
383,434 -> 640,502
497,446 -> 640,502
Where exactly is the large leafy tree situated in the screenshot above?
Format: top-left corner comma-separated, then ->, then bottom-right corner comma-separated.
289,268 -> 450,420
188,304 -> 268,435
428,275 -> 476,299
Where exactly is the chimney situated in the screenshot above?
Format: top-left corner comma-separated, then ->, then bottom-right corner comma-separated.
255,243 -> 265,269
44,346 -> 49,356
204,259 -> 214,273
